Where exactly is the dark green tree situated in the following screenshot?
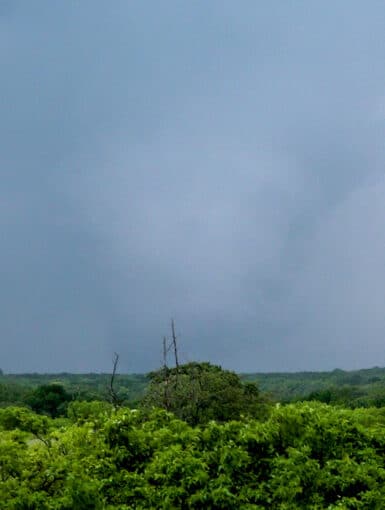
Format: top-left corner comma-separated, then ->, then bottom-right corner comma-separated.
141,361 -> 268,425
26,383 -> 72,418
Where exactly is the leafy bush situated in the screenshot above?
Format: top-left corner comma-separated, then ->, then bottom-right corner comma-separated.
2,403 -> 385,508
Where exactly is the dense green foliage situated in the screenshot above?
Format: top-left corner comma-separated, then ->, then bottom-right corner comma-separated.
26,383 -> 72,418
2,364 -> 385,507
3,365 -> 385,411
0,373 -> 148,408
243,366 -> 385,407
142,362 -> 269,425
2,402 -> 385,508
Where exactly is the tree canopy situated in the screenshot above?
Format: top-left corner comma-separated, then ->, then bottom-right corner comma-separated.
26,383 -> 72,418
141,361 -> 269,425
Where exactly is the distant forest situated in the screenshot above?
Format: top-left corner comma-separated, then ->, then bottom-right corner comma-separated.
2,365 -> 385,410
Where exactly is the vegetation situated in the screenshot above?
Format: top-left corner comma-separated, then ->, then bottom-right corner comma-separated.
141,362 -> 269,425
243,366 -> 385,407
2,361 -> 385,507
2,402 -> 385,508
0,372 -> 148,409
3,365 -> 385,411
26,383 -> 72,418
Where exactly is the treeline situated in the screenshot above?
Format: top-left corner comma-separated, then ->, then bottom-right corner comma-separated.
3,365 -> 385,412
0,373 -> 148,411
245,366 -> 385,407
0,363 -> 269,424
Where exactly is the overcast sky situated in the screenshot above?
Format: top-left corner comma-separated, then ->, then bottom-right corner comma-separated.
1,1 -> 385,373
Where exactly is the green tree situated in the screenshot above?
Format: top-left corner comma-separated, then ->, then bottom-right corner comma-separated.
26,383 -> 72,418
141,362 -> 268,425
0,406 -> 50,436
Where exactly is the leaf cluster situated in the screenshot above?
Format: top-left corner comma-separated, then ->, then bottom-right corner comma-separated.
2,403 -> 385,508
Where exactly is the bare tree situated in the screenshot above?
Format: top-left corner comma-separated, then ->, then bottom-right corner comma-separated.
108,352 -> 122,408
158,320 -> 180,404
162,336 -> 171,410
171,319 -> 180,371
163,336 -> 168,370
170,319 -> 180,389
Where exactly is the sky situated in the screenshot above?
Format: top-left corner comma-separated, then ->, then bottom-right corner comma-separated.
1,1 -> 385,373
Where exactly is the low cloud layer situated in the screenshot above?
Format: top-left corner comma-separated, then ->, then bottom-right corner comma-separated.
1,1 -> 385,372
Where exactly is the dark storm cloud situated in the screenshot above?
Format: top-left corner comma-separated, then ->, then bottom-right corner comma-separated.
1,1 -> 385,372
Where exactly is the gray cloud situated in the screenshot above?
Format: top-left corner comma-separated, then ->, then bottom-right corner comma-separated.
1,1 -> 385,372
286,176 -> 385,370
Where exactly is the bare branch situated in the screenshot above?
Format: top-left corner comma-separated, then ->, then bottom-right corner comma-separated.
108,352 -> 122,408
171,319 -> 180,390
163,336 -> 168,369
171,319 -> 180,370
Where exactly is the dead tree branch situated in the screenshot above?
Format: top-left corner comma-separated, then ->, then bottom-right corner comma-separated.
171,319 -> 180,370
162,336 -> 171,410
171,318 -> 180,388
108,352 -> 122,408
163,336 -> 168,369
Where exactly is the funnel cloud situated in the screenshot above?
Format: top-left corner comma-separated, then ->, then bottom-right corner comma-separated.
1,1 -> 385,372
